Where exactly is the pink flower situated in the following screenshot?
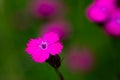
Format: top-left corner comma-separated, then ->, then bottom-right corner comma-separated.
104,10 -> 120,37
86,0 -> 115,22
29,0 -> 61,18
39,21 -> 71,39
25,32 -> 63,63
65,46 -> 94,73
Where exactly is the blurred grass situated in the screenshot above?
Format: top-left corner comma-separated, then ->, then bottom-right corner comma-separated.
0,0 -> 120,80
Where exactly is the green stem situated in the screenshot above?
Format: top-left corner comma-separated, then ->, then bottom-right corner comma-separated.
54,68 -> 64,80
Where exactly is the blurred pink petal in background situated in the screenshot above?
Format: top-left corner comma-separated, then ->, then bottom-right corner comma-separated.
65,46 -> 95,73
86,0 -> 115,22
28,0 -> 62,19
39,20 -> 71,39
104,9 -> 120,37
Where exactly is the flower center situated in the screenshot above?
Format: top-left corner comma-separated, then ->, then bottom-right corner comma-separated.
40,41 -> 48,50
42,44 -> 46,49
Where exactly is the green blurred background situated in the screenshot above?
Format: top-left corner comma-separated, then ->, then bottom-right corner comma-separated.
0,0 -> 120,80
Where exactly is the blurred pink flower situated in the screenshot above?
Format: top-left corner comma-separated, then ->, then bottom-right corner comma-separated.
86,0 -> 115,22
65,46 -> 94,73
29,0 -> 61,19
25,32 -> 63,63
104,10 -> 120,37
39,21 -> 71,39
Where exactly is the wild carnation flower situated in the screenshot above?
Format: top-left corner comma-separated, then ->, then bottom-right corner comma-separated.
25,32 -> 63,63
86,0 -> 115,22
104,10 -> 120,37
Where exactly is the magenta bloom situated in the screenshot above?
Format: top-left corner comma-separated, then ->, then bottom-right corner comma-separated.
25,32 -> 63,63
86,0 -> 115,22
29,0 -> 61,18
104,10 -> 120,37
39,21 -> 71,39
65,46 -> 94,73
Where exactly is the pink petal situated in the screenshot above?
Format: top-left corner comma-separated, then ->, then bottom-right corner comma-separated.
25,47 -> 38,55
25,47 -> 40,55
43,32 -> 59,44
48,42 -> 63,55
26,38 -> 42,47
86,4 -> 108,22
25,38 -> 42,55
104,21 -> 120,36
31,50 -> 49,63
